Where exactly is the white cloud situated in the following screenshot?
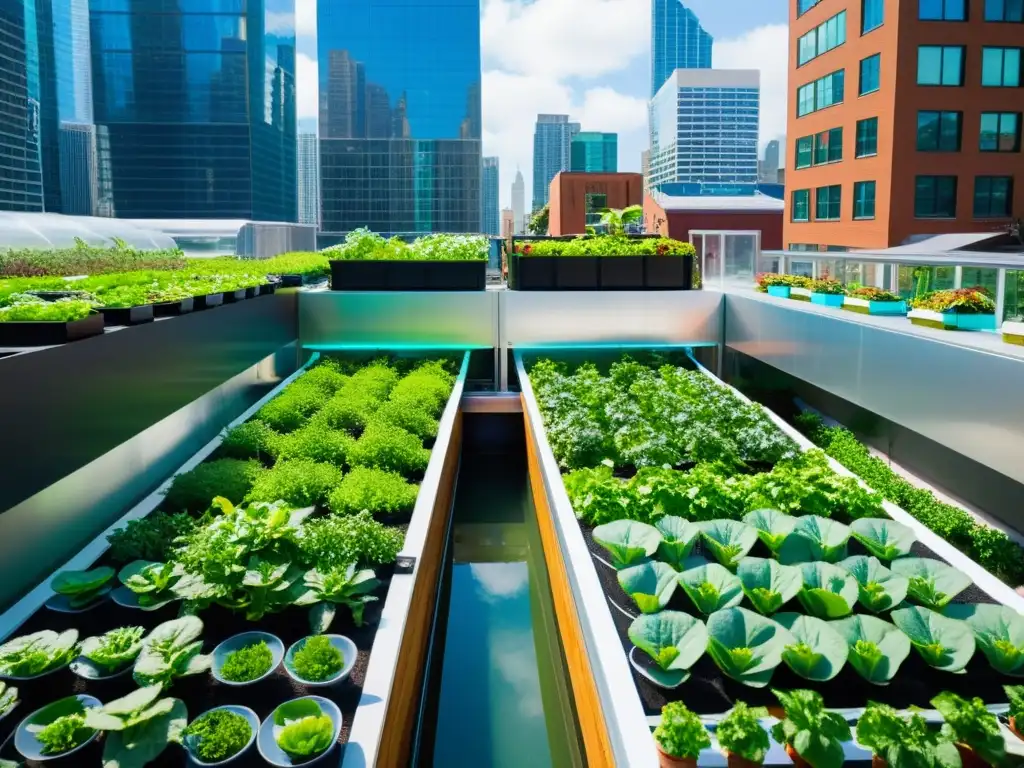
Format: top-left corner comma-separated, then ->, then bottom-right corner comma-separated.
713,24 -> 789,151
295,0 -> 316,37
469,562 -> 528,602
296,52 -> 318,120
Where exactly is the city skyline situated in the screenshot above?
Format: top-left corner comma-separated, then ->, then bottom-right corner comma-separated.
532,114 -> 579,211
482,155 -> 499,235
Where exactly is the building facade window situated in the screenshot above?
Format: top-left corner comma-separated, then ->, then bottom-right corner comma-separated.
854,181 -> 877,219
916,111 -> 962,151
980,112 -> 1022,151
815,185 -> 842,220
862,0 -> 885,32
859,54 -> 881,94
917,45 -> 965,85
798,11 -> 847,66
792,189 -> 811,221
981,47 -> 1022,86
796,70 -> 845,116
798,0 -> 824,16
974,176 -> 1013,217
919,0 -> 967,20
985,0 -> 1024,21
813,127 -> 844,164
914,175 -> 958,217
796,136 -> 813,168
856,117 -> 878,156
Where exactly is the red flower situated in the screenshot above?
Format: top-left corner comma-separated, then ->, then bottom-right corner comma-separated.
523,244 -> 532,255
657,243 -> 668,255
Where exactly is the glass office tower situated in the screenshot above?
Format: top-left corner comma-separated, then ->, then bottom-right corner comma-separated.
317,0 -> 481,237
651,0 -> 712,97
0,0 -> 44,211
482,155 -> 498,235
570,132 -> 618,172
90,0 -> 297,220
532,114 -> 579,210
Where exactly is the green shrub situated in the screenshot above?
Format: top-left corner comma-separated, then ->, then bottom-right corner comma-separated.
328,467 -> 420,517
314,390 -> 382,433
219,421 -> 280,461
275,421 -> 354,465
299,510 -> 405,568
388,368 -> 454,416
107,512 -> 198,563
245,459 -> 343,507
375,398 -> 439,439
300,360 -> 348,396
348,419 -> 430,475
255,382 -> 329,433
163,459 -> 263,513
343,362 -> 399,400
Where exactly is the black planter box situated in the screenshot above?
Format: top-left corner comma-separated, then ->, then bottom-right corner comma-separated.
223,289 -> 247,303
555,257 -> 599,290
100,304 -> 155,326
331,260 -> 486,291
0,312 -> 105,346
194,293 -> 224,310
278,274 -> 303,287
599,256 -> 645,289
243,286 -> 258,299
259,283 -> 277,296
513,255 -> 555,291
386,261 -> 428,290
331,260 -> 389,290
423,261 -> 486,291
154,297 -> 194,317
644,255 -> 689,290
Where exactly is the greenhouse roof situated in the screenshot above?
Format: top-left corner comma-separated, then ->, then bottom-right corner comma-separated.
0,212 -> 178,250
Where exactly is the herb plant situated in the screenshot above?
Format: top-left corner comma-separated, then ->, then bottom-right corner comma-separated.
84,685 -> 187,768
299,360 -> 348,395
931,692 -> 1005,766
0,299 -> 94,322
35,713 -> 90,755
328,466 -> 419,517
298,511 -> 405,568
219,421 -> 280,461
348,419 -> 431,475
652,702 -> 710,760
185,709 -> 252,762
770,689 -> 851,768
0,629 -> 78,677
245,458 -> 343,507
106,512 -> 197,563
163,458 -> 263,513
1005,685 -> 1024,726
375,398 -> 440,439
273,699 -> 335,758
274,421 -> 354,465
80,626 -> 145,671
856,702 -> 959,768
256,384 -> 329,433
314,390 -> 383,432
716,702 -> 770,764
220,641 -> 274,682
291,636 -> 345,682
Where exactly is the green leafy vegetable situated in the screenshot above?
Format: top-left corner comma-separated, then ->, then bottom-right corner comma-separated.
654,515 -> 699,569
627,611 -> 708,687
653,702 -> 710,760
1005,685 -> 1024,723
850,518 -> 916,561
679,563 -> 743,615
736,557 -> 802,615
256,384 -> 329,433
778,516 -> 851,564
220,641 -> 274,683
274,421 -> 354,465
836,555 -> 909,613
699,520 -> 758,569
185,709 -> 252,762
35,713 -> 90,755
83,685 -> 188,768
106,512 -> 198,564
328,466 -> 420,517
856,702 -> 959,768
932,692 -> 1005,767
890,606 -> 975,673
295,563 -> 380,631
706,606 -> 791,688
775,613 -> 848,682
80,626 -> 145,671
743,508 -> 796,555
298,511 -> 405,569
0,681 -> 18,718
219,420 -> 281,461
290,636 -> 344,682
50,566 -> 115,607
796,562 -> 858,619
716,702 -> 770,763
118,560 -> 184,608
133,617 -> 210,689
245,459 -> 343,508
945,603 -> 1024,676
832,615 -> 911,684
770,688 -> 851,768
273,699 -> 334,759
890,558 -> 972,611
592,520 -> 662,569
0,629 -> 78,677
617,561 -> 679,614
348,419 -> 430,475
163,458 -> 263,513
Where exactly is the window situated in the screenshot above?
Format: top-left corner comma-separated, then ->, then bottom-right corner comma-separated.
916,111 -> 962,151
798,0 -> 823,16
813,127 -> 844,164
856,117 -> 878,157
982,47 -> 1022,86
795,136 -> 813,168
792,189 -> 811,222
985,0 -> 1024,21
974,176 -> 1013,217
862,0 -> 884,31
919,0 -> 967,19
917,45 -> 965,85
914,176 -> 958,217
797,11 -> 847,66
815,185 -> 842,220
796,70 -> 845,116
980,112 -> 1022,151
859,53 -> 881,94
854,181 -> 877,219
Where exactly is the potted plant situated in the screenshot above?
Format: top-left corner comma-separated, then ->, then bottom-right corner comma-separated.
1001,313 -> 1024,346
856,701 -> 959,768
0,296 -> 104,346
909,288 -> 997,331
843,287 -> 908,316
770,688 -> 851,768
756,273 -> 801,299
1005,685 -> 1024,741
810,277 -> 846,308
652,701 -> 710,768
931,691 -> 1006,768
716,702 -> 770,767
94,284 -> 155,325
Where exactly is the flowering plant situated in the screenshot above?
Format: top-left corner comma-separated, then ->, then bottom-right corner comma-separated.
910,288 -> 995,314
846,286 -> 902,302
811,277 -> 845,295
755,273 -> 811,291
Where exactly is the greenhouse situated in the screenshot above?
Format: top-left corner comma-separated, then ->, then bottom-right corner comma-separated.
1,229 -> 1023,767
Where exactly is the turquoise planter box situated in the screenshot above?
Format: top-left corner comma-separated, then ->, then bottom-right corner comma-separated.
870,300 -> 907,315
950,313 -> 996,331
767,286 -> 791,298
810,292 -> 845,308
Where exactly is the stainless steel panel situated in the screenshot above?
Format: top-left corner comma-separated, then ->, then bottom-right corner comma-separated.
725,292 -> 1024,486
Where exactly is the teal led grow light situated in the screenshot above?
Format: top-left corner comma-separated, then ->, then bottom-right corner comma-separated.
303,343 -> 486,351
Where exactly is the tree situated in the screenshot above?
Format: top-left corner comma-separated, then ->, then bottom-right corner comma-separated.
598,205 -> 643,235
528,204 -> 549,235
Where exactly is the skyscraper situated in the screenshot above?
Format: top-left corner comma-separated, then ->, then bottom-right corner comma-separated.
651,0 -> 713,97
760,139 -> 780,183
318,0 -> 481,237
298,131 -> 319,227
0,0 -> 43,211
511,168 -> 525,234
649,69 -> 760,191
571,132 -> 618,172
482,156 -> 499,235
89,0 -> 297,220
532,114 -> 579,211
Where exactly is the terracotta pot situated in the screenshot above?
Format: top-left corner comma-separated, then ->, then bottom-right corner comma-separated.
785,744 -> 812,768
1010,716 -> 1024,742
872,756 -> 888,768
726,752 -> 762,768
656,745 -> 697,768
955,743 -> 991,768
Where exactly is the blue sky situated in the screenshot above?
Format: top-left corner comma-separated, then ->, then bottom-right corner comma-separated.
293,0 -> 790,208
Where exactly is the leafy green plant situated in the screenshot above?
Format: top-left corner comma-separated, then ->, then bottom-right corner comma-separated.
220,641 -> 274,682
245,459 -> 343,508
184,709 -> 252,762
699,520 -> 758,569
770,688 -> 851,768
946,603 -> 1024,676
0,299 -> 94,322
617,561 -> 679,614
298,511 -> 405,568
911,288 -> 995,314
314,390 -> 383,433
274,421 -> 354,465
743,508 -> 796,555
736,557 -> 803,615
654,516 -> 699,569
328,466 -> 419,517
592,520 -> 661,568
0,681 -> 17,718
375,398 -> 440,440
96,284 -> 153,308
256,384 -> 329,433
1005,685 -> 1024,725
273,699 -> 334,759
796,562 -> 858,619
34,711 -> 91,755
653,701 -> 710,760
679,563 -> 744,615
889,558 -> 972,611
219,420 -> 281,461
291,636 -> 345,682
931,692 -> 1005,766
832,615 -> 911,684
327,230 -> 487,261
163,458 -> 263,513
850,518 -> 916,560
133,617 -> 210,688
0,629 -> 78,677
80,626 -> 145,672
717,702 -> 770,764
348,419 -> 430,475
107,512 -> 197,564
299,360 -> 349,396
51,566 -> 115,608
890,606 -> 975,673
778,516 -> 851,564
706,607 -> 791,688
388,363 -> 454,415
856,702 -> 960,768
83,685 -> 187,768
775,613 -> 848,682
836,555 -> 909,613
627,611 -> 708,688
296,563 -> 380,631
118,560 -> 186,609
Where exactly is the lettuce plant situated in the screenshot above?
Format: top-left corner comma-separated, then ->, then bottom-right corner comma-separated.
328,466 -> 419,517
628,611 -> 708,688
736,557 -> 802,615
890,558 -> 972,611
946,603 -> 1024,676
220,641 -> 274,682
273,699 -> 334,759
50,566 -> 115,608
716,702 -> 770,764
0,682 -> 18,718
778,516 -> 850,564
118,561 -> 184,609
856,702 -> 959,768
706,607 -> 791,688
770,689 -> 851,768
592,520 -> 661,569
32,710 -> 91,755
836,555 -> 909,613
832,615 -> 911,684
654,515 -> 699,569
775,613 -> 848,682
84,685 -> 187,768
184,709 -> 252,763
617,561 -> 679,614
890,606 -> 975,673
678,563 -> 743,615
133,617 -> 210,689
743,508 -> 796,555
291,636 -> 344,682
699,520 -> 757,569
796,562 -> 858,619
1005,685 -> 1024,727
80,626 -> 145,672
296,563 -> 380,631
0,629 -> 78,677
931,692 -> 1005,767
653,702 -> 710,760
299,360 -> 348,395
850,518 -> 916,561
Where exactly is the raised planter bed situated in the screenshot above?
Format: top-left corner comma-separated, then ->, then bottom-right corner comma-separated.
153,297 -> 194,317
259,283 -> 277,296
0,312 -> 105,347
843,296 -> 907,316
766,286 -> 791,299
810,292 -> 844,308
223,288 -> 248,303
99,304 -> 154,326
510,253 -> 693,291
330,260 -> 486,291
1001,320 -> 1024,346
600,255 -> 645,289
555,256 -> 599,290
277,274 -> 303,287
790,287 -> 812,302
194,292 -> 225,310
909,309 -> 997,331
